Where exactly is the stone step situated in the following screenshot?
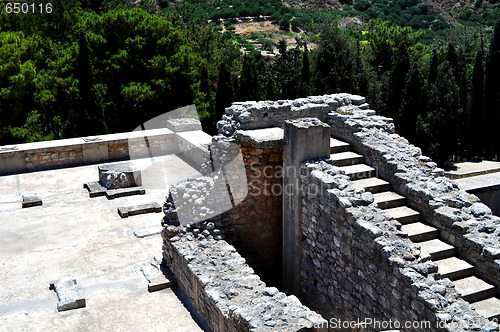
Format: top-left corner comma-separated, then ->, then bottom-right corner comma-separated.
372,191 -> 406,209
351,177 -> 391,194
384,206 -> 421,224
329,151 -> 365,166
330,138 -> 350,153
454,276 -> 496,303
340,164 -> 375,180
472,297 -> 500,321
401,222 -> 439,242
418,239 -> 456,260
435,257 -> 475,281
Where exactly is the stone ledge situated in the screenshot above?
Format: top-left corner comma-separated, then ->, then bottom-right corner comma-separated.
117,202 -> 162,218
83,181 -> 146,199
49,279 -> 86,312
0,128 -> 174,157
235,127 -> 284,148
22,195 -> 42,208
166,118 -> 202,132
106,187 -> 146,200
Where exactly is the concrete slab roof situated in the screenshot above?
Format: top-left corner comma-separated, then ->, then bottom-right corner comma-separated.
0,155 -> 204,331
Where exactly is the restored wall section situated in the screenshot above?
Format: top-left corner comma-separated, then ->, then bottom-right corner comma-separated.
0,125 -> 212,174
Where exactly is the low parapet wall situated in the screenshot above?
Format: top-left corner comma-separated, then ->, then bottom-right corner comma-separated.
0,125 -> 212,174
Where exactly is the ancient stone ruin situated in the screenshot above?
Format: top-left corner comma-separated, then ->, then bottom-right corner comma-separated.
161,93 -> 500,331
1,93 -> 499,331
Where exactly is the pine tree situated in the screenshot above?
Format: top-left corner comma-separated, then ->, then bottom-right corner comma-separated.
386,44 -> 410,121
428,48 -> 439,90
239,53 -> 259,102
426,60 -> 461,165
75,30 -> 106,136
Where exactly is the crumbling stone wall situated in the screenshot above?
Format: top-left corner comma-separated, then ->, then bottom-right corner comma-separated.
299,162 -> 498,332
161,223 -> 327,332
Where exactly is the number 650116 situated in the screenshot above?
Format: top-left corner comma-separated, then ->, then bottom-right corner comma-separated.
5,2 -> 53,14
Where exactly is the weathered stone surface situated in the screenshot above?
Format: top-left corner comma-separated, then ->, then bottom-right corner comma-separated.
163,237 -> 327,331
117,202 -> 161,218
159,93 -> 500,332
22,194 -> 42,208
83,181 -> 106,198
165,118 -> 202,132
234,127 -> 284,148
98,164 -> 142,189
133,227 -> 163,238
105,186 -> 145,199
49,279 -> 86,312
140,261 -> 176,292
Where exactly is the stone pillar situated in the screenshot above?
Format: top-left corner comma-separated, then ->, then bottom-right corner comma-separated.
283,118 -> 330,296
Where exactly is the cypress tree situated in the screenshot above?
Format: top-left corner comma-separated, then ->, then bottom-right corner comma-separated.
485,18 -> 500,159
299,44 -> 310,97
399,65 -> 426,146
468,48 -> 485,159
215,63 -> 233,124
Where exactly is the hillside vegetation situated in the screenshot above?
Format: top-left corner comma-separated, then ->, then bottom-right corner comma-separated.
0,0 -> 499,165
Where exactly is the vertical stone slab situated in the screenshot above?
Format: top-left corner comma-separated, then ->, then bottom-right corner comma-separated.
283,118 -> 330,296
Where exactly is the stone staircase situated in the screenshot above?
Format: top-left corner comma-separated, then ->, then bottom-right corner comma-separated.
329,137 -> 500,321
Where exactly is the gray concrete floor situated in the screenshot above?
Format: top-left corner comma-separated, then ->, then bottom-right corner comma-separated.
0,155 -> 204,331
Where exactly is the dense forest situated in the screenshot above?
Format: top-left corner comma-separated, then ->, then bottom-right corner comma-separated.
0,0 -> 499,165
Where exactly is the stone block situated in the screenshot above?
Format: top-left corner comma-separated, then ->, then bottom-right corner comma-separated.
49,279 -> 86,312
134,227 -> 163,238
118,202 -> 162,218
105,187 -> 145,200
98,163 -> 142,189
140,262 -> 176,292
22,195 -> 42,208
83,181 -> 106,198
165,118 -> 202,132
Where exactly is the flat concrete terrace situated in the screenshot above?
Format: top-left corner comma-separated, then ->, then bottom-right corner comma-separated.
0,154 -> 204,331
445,160 -> 500,179
453,172 -> 500,192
